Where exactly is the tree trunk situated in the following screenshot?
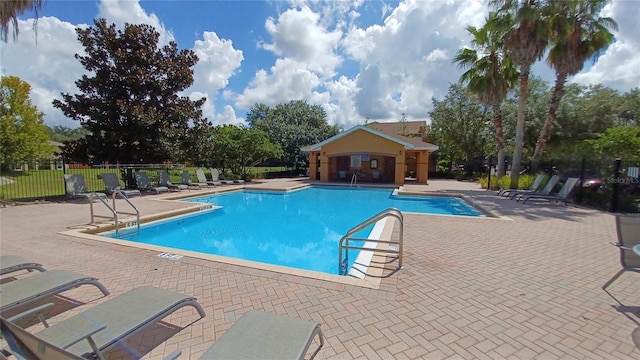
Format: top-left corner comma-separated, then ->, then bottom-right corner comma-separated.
531,71 -> 567,172
492,103 -> 506,177
510,67 -> 530,189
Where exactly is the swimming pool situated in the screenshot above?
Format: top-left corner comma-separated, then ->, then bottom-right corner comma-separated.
106,186 -> 481,275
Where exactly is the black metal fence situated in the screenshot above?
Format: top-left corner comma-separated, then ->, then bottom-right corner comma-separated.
486,156 -> 640,213
0,159 -> 187,202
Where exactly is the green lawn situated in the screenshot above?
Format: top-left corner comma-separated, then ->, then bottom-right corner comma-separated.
0,166 -> 287,201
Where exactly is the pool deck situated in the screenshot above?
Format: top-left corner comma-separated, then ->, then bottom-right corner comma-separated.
1,178 -> 639,359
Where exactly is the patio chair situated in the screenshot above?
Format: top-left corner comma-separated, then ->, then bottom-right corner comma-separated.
134,171 -> 169,194
100,173 -> 141,198
0,286 -> 206,360
498,173 -> 545,197
158,170 -> 188,191
602,215 -> 640,292
0,255 -> 46,276
63,174 -> 107,202
518,177 -> 579,205
509,175 -> 560,200
196,168 -> 221,186
0,270 -> 110,313
197,310 -> 323,360
210,168 -> 235,185
180,171 -> 208,188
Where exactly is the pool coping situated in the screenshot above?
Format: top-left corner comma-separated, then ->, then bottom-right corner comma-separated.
59,183 -> 501,290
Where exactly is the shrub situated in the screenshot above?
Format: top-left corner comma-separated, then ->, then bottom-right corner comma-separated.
479,174 -> 539,190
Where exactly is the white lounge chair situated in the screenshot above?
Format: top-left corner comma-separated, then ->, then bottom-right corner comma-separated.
158,170 -> 188,191
210,168 -> 235,185
196,168 -> 221,186
0,255 -> 46,276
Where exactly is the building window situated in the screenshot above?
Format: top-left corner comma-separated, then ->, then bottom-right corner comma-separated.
370,159 -> 378,169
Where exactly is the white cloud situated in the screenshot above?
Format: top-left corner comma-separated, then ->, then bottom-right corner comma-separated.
570,0 -> 640,91
97,0 -> 174,45
262,5 -> 342,78
1,17 -> 86,128
235,58 -> 322,109
188,32 -> 244,122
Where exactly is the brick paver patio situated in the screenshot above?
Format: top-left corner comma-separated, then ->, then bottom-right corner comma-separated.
1,179 -> 638,359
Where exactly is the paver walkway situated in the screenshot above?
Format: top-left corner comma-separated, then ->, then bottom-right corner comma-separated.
1,179 -> 638,359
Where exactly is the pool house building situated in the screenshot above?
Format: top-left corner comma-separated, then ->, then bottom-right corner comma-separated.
302,121 -> 439,185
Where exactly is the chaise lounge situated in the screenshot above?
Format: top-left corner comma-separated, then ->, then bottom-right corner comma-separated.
1,286 -> 206,360
158,170 -> 188,191
135,171 -> 169,194
100,173 -> 141,198
0,270 -> 110,313
0,255 -> 46,276
63,174 -> 107,202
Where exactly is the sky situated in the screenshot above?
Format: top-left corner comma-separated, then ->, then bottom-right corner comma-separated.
2,0 -> 639,129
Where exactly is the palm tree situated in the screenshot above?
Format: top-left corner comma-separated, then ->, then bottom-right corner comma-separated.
492,0 -> 549,188
454,12 -> 519,177
530,0 -> 617,170
0,0 -> 43,42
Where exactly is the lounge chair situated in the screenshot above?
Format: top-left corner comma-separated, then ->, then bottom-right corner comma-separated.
0,270 -> 110,313
196,168 -> 221,186
210,168 -> 235,185
100,173 -> 141,198
498,173 -> 545,197
158,170 -> 188,191
177,310 -> 322,360
0,286 -> 206,360
518,177 -> 579,204
135,171 -> 169,194
602,215 -> 640,292
63,174 -> 107,202
0,255 -> 46,276
509,174 -> 560,200
180,171 -> 208,188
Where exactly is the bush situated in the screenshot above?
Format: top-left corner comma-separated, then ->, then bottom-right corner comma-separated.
479,174 -> 539,190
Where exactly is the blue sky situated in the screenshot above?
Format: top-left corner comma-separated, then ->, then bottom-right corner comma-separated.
4,0 -> 639,129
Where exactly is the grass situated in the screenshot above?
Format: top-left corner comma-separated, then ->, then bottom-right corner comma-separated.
479,174 -> 539,191
0,166 -> 288,201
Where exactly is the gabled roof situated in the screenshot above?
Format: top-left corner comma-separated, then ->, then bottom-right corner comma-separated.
301,125 -> 439,152
366,121 -> 425,136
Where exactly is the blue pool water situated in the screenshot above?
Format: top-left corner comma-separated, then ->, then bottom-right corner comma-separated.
106,186 -> 481,274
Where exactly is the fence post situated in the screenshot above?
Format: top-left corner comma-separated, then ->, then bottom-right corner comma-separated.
610,158 -> 621,213
577,157 -> 585,204
487,155 -> 493,191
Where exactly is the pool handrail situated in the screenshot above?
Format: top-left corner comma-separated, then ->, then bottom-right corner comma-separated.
338,208 -> 403,276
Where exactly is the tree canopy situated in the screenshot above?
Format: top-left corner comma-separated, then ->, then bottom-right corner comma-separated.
246,100 -> 339,169
0,0 -> 43,42
199,124 -> 282,178
52,18 -> 208,164
427,83 -> 492,171
0,76 -> 53,168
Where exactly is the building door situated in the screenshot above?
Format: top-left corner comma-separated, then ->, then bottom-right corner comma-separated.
384,156 -> 395,183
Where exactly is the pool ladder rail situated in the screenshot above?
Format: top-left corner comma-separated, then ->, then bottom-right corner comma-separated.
338,208 -> 404,276
89,190 -> 140,237
350,173 -> 357,188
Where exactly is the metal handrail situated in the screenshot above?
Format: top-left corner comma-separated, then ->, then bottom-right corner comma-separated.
111,190 -> 140,237
89,190 -> 140,237
338,208 -> 404,276
350,173 -> 357,188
